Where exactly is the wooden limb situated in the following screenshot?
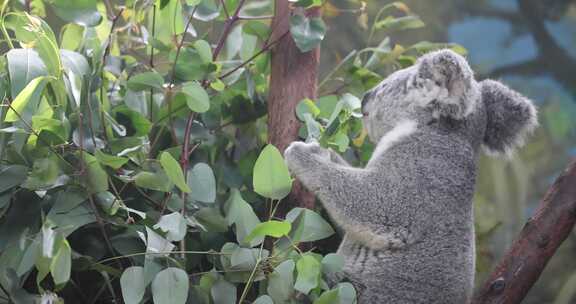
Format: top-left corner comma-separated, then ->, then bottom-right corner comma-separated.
473,160 -> 576,304
267,1 -> 320,212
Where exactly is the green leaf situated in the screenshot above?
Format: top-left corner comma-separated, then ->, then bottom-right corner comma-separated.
95,150 -> 128,169
194,40 -> 213,63
294,254 -> 321,294
82,152 -> 109,193
60,23 -> 84,50
6,48 -> 48,98
253,144 -> 293,200
314,289 -> 339,304
375,15 -> 425,32
245,220 -> 291,243
21,157 -> 60,190
296,98 -> 321,121
242,21 -> 270,40
335,282 -> 357,304
127,71 -> 164,91
160,152 -> 191,193
151,268 -> 189,304
321,253 -> 344,274
285,208 -> 335,242
0,165 -> 28,193
121,266 -> 146,304
267,260 -> 295,303
210,278 -> 237,304
224,189 -> 262,246
153,212 -> 187,242
50,240 -> 71,285
60,50 -> 90,76
4,76 -> 50,122
134,171 -> 173,192
50,0 -> 102,27
182,81 -> 210,113
290,0 -> 323,8
187,163 -> 216,203
289,14 -> 326,53
155,0 -> 185,44
95,191 -> 121,215
4,13 -> 62,78
253,295 -> 274,304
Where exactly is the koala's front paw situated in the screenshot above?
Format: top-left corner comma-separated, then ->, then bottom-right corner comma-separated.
284,141 -> 329,174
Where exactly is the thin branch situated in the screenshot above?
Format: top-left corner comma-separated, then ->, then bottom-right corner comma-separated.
219,0 -> 231,19
100,8 -> 125,144
219,30 -> 290,80
238,15 -> 274,20
0,281 -> 13,304
473,160 -> 576,304
149,4 -> 157,121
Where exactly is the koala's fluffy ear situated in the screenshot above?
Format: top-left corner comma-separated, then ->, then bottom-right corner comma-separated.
480,79 -> 538,155
410,49 -> 479,119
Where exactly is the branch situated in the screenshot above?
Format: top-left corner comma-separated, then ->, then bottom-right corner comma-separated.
473,160 -> 576,304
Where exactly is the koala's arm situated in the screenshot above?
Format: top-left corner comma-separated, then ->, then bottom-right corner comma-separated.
327,149 -> 351,166
285,142 -> 414,250
284,141 -> 360,192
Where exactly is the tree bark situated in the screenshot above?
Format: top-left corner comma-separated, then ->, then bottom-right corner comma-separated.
267,1 -> 320,212
473,160 -> 576,304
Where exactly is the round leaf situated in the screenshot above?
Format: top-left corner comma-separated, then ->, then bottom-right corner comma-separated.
294,255 -> 321,294
121,266 -> 146,304
151,267 -> 189,304
182,81 -> 210,113
50,0 -> 102,27
127,72 -> 165,91
153,212 -> 187,242
245,220 -> 291,243
289,14 -> 326,53
187,163 -> 216,203
253,145 -> 293,200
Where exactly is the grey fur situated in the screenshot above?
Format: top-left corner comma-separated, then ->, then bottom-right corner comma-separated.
284,49 -> 537,303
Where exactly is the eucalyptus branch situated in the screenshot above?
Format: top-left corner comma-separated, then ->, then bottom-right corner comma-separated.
0,0 -> 14,49
149,4 -> 157,121
219,30 -> 289,80
238,15 -> 274,20
100,8 -> 125,143
178,0 -> 247,258
5,102 -> 74,169
219,0 -> 231,19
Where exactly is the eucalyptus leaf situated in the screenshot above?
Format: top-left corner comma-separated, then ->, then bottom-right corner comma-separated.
253,144 -> 292,200
245,220 -> 291,243
295,254 -> 321,294
187,163 -> 216,203
127,71 -> 165,91
289,14 -> 326,53
50,0 -> 102,27
182,81 -> 210,113
50,240 -> 71,285
160,152 -> 191,193
6,49 -> 47,98
121,266 -> 146,304
151,267 -> 189,304
4,76 -> 50,123
153,212 -> 187,242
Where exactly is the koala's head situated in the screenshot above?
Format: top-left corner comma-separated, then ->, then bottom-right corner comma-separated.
361,49 -> 537,155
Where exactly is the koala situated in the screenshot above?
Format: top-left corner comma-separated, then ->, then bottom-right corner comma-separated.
284,49 -> 537,303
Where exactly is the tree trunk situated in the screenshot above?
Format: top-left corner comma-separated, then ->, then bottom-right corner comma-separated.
473,160 -> 576,304
267,1 -> 320,212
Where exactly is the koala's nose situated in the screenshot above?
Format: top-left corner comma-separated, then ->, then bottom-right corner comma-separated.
361,91 -> 374,116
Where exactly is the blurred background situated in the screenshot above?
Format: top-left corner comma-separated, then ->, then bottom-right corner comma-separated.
322,0 -> 576,303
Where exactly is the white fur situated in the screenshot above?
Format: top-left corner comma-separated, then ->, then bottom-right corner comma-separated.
367,120 -> 417,167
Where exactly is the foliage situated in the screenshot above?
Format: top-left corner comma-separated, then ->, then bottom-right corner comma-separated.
0,0 -> 457,303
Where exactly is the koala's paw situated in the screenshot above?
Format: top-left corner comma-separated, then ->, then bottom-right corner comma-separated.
284,141 -> 329,173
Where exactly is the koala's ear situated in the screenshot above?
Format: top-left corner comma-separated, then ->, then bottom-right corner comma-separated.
480,79 -> 538,155
411,49 -> 479,119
